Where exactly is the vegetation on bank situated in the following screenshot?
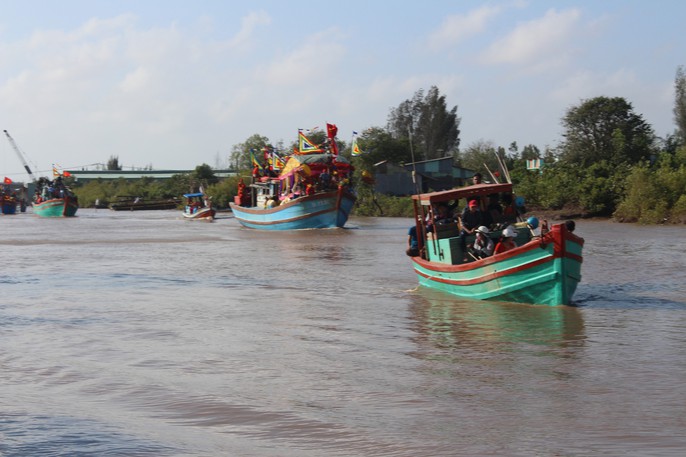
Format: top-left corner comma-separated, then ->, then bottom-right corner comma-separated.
69,66 -> 686,224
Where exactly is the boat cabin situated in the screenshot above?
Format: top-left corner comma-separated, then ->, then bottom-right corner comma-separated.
411,183 -> 532,265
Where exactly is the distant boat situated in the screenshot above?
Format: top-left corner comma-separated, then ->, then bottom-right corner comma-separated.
409,182 -> 584,306
1,193 -> 17,215
32,176 -> 79,217
109,196 -> 180,211
182,192 -> 216,221
229,150 -> 356,230
33,196 -> 79,217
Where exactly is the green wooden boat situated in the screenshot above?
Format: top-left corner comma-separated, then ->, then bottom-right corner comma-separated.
32,196 -> 78,217
409,183 -> 584,306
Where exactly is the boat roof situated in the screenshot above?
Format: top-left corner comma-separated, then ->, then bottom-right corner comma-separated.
183,193 -> 204,198
412,183 -> 513,205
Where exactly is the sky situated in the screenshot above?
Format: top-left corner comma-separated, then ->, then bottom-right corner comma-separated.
1,0 -> 684,179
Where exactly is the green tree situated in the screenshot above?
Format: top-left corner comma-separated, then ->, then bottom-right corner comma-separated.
457,140 -> 501,178
229,134 -> 271,170
559,96 -> 655,168
674,65 -> 686,144
387,86 -> 460,160
107,155 -> 122,170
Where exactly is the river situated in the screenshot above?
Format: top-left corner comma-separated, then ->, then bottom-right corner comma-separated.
1,210 -> 685,456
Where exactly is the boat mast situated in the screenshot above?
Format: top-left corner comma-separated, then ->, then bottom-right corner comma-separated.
3,130 -> 37,182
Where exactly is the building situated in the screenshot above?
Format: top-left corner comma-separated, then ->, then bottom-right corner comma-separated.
62,169 -> 238,183
373,156 -> 475,196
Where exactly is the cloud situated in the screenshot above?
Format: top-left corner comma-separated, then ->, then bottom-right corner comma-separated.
481,8 -> 582,66
228,10 -> 271,49
427,5 -> 502,51
258,28 -> 346,86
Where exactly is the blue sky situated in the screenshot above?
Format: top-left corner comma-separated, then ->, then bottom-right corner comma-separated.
1,0 -> 684,178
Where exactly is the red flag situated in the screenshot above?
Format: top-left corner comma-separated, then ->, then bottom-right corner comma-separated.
63,171 -> 72,177
3,177 -> 12,184
326,123 -> 339,156
326,123 -> 338,139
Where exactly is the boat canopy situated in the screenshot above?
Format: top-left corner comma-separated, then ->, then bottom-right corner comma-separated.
278,153 -> 352,180
412,183 -> 513,206
183,193 -> 205,198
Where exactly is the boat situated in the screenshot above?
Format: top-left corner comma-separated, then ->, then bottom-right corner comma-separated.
31,176 -> 79,217
1,191 -> 17,214
229,126 -> 356,230
409,182 -> 584,306
109,196 -> 181,211
182,192 -> 216,220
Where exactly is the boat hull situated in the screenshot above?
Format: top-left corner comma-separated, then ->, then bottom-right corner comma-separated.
33,198 -> 79,217
2,201 -> 17,214
229,189 -> 356,230
182,207 -> 216,220
412,224 -> 583,306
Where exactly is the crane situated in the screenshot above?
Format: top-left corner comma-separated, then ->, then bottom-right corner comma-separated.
4,129 -> 37,182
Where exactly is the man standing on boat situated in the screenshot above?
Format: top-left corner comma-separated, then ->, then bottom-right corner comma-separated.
458,199 -> 485,261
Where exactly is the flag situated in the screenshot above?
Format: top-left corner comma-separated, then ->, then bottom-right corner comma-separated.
326,123 -> 338,139
326,123 -> 339,156
53,166 -> 59,177
298,131 -> 323,154
352,138 -> 363,156
3,177 -> 12,184
250,149 -> 263,172
63,171 -> 72,177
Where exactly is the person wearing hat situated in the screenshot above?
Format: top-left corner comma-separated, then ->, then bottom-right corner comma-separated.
458,199 -> 486,261
494,226 -> 518,254
468,226 -> 494,259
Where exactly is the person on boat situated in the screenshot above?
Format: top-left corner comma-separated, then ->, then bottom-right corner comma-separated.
494,226 -> 518,254
485,194 -> 503,228
472,172 -> 482,185
458,199 -> 485,261
500,193 -> 518,223
406,224 -> 420,257
305,183 -> 315,196
565,220 -> 576,233
468,226 -> 494,259
426,203 -> 455,234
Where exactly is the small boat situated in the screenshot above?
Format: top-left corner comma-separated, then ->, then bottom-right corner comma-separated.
1,187 -> 18,214
182,192 -> 216,221
409,183 -> 584,306
229,127 -> 356,230
109,196 -> 181,211
32,176 -> 79,217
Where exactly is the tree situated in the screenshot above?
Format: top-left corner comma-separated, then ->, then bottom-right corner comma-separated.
192,163 -> 218,186
387,86 -> 460,161
559,96 -> 655,168
457,140 -> 500,177
229,134 -> 271,170
674,65 -> 686,144
352,127 -> 412,168
107,155 -> 122,170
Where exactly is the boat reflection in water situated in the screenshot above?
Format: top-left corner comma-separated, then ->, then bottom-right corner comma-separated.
407,288 -> 586,352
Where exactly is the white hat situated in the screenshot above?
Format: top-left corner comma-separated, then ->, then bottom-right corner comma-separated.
503,226 -> 518,238
476,226 -> 489,235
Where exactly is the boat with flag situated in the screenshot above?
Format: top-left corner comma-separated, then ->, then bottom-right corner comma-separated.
32,175 -> 79,217
1,177 -> 18,215
409,182 -> 584,306
4,130 -> 78,217
182,190 -> 216,221
229,124 -> 356,230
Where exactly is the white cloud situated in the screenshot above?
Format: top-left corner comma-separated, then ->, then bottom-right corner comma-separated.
427,5 -> 502,51
228,10 -> 271,49
481,8 -> 581,66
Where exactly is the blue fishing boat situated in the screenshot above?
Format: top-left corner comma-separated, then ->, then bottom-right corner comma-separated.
230,185 -> 355,230
409,183 -> 584,306
229,125 -> 356,230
